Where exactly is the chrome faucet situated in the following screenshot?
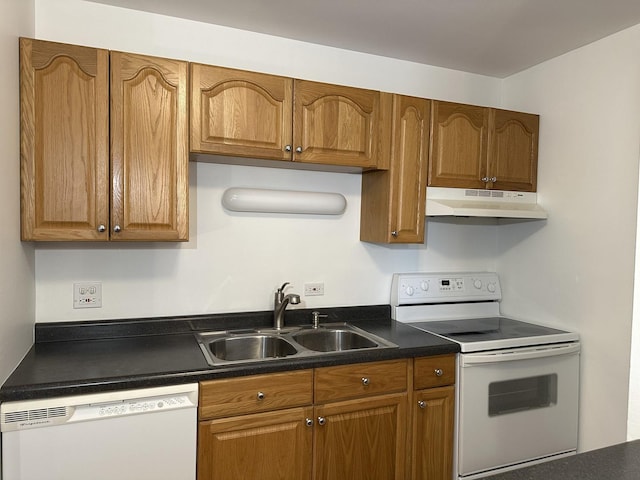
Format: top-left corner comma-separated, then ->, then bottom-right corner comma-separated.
274,282 -> 300,330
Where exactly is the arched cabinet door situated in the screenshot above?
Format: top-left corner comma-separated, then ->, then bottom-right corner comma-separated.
190,64 -> 293,161
110,51 -> 189,241
489,109 -> 539,192
20,38 -> 109,241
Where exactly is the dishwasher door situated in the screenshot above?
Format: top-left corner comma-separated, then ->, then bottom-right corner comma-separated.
1,383 -> 198,480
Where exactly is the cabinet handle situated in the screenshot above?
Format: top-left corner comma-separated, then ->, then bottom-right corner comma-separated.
284,145 -> 292,152
361,377 -> 370,386
391,231 -> 398,238
418,400 -> 426,409
295,146 -> 303,153
305,418 -> 313,427
113,225 -> 121,233
434,368 -> 443,377
317,416 -> 326,426
490,176 -> 497,182
256,391 -> 265,400
97,224 -> 106,233
481,177 -> 489,182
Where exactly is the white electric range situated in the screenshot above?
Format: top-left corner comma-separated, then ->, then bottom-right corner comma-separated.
391,272 -> 580,479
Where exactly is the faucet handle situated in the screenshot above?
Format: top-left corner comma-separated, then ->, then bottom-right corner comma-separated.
278,282 -> 290,294
311,311 -> 328,328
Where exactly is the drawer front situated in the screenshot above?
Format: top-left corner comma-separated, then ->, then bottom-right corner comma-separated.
315,359 -> 408,403
199,370 -> 313,419
414,354 -> 456,389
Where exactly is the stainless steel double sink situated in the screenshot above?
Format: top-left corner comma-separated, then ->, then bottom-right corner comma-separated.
195,323 -> 397,366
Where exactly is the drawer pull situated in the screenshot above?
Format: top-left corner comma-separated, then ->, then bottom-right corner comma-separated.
418,400 -> 426,409
361,377 -> 370,386
434,369 -> 443,377
256,391 -> 265,400
317,416 -> 326,426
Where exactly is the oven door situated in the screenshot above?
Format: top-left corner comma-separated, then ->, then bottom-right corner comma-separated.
457,342 -> 580,479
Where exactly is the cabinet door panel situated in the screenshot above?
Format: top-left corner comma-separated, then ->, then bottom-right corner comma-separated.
412,386 -> 455,480
198,407 -> 313,480
490,109 -> 539,192
429,101 -> 488,189
390,96 -> 430,243
294,80 -> 380,168
191,65 -> 293,160
20,38 -> 109,240
110,52 -> 188,240
314,393 -> 407,480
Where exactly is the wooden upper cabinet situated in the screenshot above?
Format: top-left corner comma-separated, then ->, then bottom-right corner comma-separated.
429,101 -> 489,189
489,109 -> 539,192
190,64 -> 293,161
110,51 -> 189,241
20,38 -> 110,240
361,94 -> 429,244
429,100 -> 539,192
293,80 -> 382,168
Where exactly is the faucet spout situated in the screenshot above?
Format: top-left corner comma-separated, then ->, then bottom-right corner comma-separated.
274,283 -> 300,330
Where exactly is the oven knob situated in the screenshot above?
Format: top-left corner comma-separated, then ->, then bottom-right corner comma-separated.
420,281 -> 429,291
405,286 -> 415,296
487,283 -> 496,293
473,279 -> 482,289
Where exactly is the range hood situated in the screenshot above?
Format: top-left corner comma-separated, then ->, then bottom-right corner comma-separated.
426,187 -> 548,219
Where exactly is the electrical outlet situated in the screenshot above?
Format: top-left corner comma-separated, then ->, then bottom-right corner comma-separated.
304,282 -> 324,296
73,282 -> 102,309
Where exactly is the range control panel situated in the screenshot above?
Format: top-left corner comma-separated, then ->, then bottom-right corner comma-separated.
391,272 -> 501,306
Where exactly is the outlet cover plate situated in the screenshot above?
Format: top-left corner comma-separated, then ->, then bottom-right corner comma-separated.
73,282 -> 102,309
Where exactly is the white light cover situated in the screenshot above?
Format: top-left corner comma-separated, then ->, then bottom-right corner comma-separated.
221,187 -> 347,215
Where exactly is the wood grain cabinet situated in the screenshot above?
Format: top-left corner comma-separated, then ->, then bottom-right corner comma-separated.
429,101 -> 538,192
410,354 -> 456,480
191,64 -> 384,169
197,360 -> 408,480
20,38 -> 188,241
361,94 -> 430,243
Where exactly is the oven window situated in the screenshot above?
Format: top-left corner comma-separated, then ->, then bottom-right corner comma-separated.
488,374 -> 558,416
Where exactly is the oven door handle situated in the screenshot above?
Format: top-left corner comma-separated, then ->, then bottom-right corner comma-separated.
461,342 -> 580,366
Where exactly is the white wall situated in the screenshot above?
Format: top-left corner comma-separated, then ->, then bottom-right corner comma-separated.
500,25 -> 640,451
0,1 -> 36,384
33,0 -> 503,322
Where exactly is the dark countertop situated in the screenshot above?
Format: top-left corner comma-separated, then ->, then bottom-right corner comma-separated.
0,305 -> 459,402
484,440 -> 640,480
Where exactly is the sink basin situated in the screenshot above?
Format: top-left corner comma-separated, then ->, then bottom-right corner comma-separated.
291,328 -> 379,352
198,333 -> 299,364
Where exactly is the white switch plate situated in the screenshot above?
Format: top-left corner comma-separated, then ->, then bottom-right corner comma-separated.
304,282 -> 324,296
73,282 -> 102,309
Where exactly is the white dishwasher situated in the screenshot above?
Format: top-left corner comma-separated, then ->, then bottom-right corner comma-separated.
0,383 -> 198,480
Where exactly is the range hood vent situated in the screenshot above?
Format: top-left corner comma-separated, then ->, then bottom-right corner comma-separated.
426,187 -> 547,219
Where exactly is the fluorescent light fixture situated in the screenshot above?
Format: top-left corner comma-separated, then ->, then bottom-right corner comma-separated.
221,187 -> 347,215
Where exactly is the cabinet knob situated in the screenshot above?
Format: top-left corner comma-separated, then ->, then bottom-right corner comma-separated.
113,225 -> 121,233
317,416 -> 326,426
257,391 -> 265,400
391,231 -> 398,238
361,377 -> 370,386
434,368 -> 443,377
295,146 -> 303,153
418,400 -> 426,409
491,176 -> 497,182
284,145 -> 292,152
305,418 -> 313,427
97,224 -> 106,233
481,177 -> 489,182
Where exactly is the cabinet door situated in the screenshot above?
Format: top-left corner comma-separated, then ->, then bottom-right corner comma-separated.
198,407 -> 313,480
191,64 -> 293,161
489,109 -> 539,192
294,80 -> 381,168
429,101 -> 489,189
411,386 -> 455,480
110,52 -> 189,241
314,393 -> 407,480
20,38 -> 109,241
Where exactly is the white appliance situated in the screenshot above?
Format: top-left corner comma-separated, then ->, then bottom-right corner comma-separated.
1,383 -> 199,480
392,272 -> 579,479
426,187 -> 548,219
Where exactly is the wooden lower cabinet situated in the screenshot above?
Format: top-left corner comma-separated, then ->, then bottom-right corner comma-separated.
314,393 -> 407,480
198,407 -> 313,480
411,386 -> 455,480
